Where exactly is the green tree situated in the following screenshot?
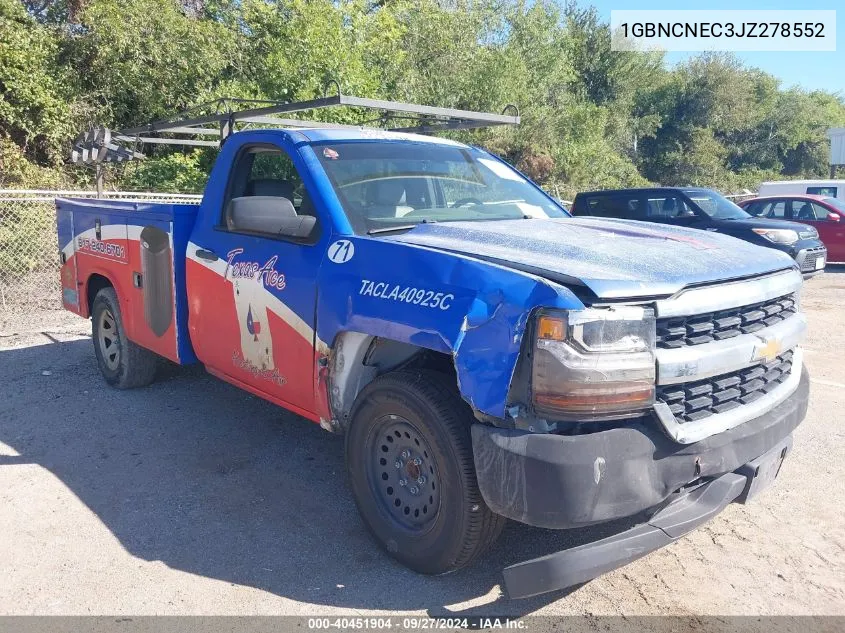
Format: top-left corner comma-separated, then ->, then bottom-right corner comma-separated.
63,0 -> 239,127
3,0 -> 845,194
0,0 -> 76,181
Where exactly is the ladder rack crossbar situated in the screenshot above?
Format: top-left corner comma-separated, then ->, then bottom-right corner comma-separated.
71,93 -> 520,164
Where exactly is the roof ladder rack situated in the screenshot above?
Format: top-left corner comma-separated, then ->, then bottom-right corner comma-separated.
71,86 -> 520,164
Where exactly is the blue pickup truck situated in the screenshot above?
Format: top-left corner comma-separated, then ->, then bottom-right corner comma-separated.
58,115 -> 809,598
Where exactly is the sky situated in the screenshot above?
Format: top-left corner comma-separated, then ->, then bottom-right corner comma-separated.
588,0 -> 843,94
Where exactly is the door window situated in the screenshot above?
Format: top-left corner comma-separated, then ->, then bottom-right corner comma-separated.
625,197 -> 643,219
792,200 -> 827,221
764,201 -> 788,219
583,194 -> 642,219
821,197 -> 845,220
646,195 -> 691,219
744,201 -> 767,216
222,145 -> 318,240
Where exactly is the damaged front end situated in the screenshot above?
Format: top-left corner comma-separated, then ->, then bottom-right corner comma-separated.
470,304 -> 660,434
467,270 -> 809,598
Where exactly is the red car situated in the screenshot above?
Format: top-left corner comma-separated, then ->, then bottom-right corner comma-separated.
740,194 -> 845,264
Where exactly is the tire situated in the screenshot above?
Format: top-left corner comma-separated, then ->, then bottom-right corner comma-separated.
345,369 -> 505,575
91,287 -> 158,389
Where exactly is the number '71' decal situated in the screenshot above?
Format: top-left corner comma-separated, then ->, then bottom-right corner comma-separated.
328,240 -> 354,263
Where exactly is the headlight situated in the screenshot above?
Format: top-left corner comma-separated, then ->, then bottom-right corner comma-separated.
752,228 -> 799,245
799,226 -> 818,240
532,307 -> 656,421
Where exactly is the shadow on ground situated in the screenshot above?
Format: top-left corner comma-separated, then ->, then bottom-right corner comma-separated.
0,338 -> 643,615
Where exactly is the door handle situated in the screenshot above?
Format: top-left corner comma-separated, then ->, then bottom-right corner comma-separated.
196,248 -> 219,262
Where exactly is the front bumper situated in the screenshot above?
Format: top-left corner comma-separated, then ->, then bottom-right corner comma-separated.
471,366 -> 809,595
472,367 -> 808,529
794,244 -> 827,277
502,437 -> 791,598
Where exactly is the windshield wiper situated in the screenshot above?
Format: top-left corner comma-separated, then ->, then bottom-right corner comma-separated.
367,224 -> 419,235
367,219 -> 439,235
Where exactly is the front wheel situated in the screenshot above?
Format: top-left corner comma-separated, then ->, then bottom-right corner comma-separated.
345,369 -> 505,575
91,287 -> 158,389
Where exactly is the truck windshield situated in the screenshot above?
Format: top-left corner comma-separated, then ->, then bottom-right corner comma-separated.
682,189 -> 751,220
313,141 -> 567,234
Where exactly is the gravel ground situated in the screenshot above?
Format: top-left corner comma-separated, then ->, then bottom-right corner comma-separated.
0,271 -> 843,617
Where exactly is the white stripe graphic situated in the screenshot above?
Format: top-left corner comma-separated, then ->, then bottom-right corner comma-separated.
186,241 -> 328,353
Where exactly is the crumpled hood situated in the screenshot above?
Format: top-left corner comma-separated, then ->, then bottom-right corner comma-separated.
386,217 -> 796,299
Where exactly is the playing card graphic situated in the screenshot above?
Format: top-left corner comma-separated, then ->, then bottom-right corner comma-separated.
232,274 -> 274,371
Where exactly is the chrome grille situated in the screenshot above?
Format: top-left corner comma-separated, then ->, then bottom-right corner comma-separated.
656,294 -> 797,349
656,350 -> 794,424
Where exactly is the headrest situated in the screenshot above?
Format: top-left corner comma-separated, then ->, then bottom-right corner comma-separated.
367,179 -> 406,206
404,178 -> 428,207
247,179 -> 294,199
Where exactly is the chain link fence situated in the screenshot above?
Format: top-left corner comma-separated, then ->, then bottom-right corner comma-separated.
0,190 -> 201,336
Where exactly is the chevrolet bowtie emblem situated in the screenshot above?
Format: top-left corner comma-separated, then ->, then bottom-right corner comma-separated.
757,338 -> 782,363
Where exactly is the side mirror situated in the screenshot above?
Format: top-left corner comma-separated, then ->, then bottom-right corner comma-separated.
677,209 -> 696,218
828,212 -> 841,223
227,196 -> 317,239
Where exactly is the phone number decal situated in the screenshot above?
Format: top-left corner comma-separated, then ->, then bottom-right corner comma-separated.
76,237 -> 125,259
359,279 -> 454,311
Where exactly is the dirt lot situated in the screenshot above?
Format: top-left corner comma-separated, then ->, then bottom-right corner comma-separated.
1,271 -> 843,617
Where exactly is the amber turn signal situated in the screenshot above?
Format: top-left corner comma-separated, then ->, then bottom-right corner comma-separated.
537,315 -> 566,341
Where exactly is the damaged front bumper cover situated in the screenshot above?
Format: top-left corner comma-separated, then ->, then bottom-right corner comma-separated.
471,366 -> 809,599
503,439 -> 790,598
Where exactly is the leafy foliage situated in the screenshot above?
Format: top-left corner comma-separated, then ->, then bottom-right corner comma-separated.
3,0 -> 844,194
0,0 -> 76,174
119,150 -> 211,193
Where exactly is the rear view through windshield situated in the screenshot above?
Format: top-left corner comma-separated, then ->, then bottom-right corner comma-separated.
313,141 -> 566,234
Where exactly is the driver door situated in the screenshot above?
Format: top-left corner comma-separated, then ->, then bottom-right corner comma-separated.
186,141 -> 326,417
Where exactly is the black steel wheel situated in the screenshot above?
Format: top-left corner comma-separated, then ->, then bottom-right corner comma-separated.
365,415 -> 441,534
346,369 -> 505,575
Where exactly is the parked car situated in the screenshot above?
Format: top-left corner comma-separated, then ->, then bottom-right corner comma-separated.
570,187 -> 827,277
739,194 -> 845,264
57,101 -> 810,599
758,179 -> 845,202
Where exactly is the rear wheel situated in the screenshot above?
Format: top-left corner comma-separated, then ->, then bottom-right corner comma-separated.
91,287 -> 158,389
346,369 -> 505,575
